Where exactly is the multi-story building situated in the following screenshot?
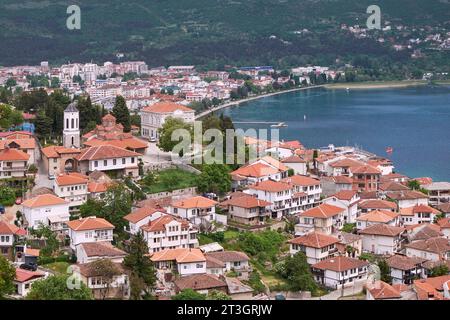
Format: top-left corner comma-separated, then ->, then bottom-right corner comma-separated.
289,232 -> 340,265
54,173 -> 89,213
295,203 -> 346,236
359,224 -> 405,255
0,148 -> 30,180
140,102 -> 195,140
75,145 -> 141,178
169,196 -> 218,226
141,215 -> 198,253
221,194 -> 272,226
21,194 -> 70,230
66,216 -> 114,250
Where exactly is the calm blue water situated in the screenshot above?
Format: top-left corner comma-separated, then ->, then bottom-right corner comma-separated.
221,86 -> 450,181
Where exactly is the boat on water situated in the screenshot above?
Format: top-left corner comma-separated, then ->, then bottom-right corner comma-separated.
386,146 -> 393,154
271,122 -> 288,128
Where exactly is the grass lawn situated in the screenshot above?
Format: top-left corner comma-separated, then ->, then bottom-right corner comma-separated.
197,234 -> 215,245
42,262 -> 71,275
223,230 -> 239,241
141,169 -> 198,194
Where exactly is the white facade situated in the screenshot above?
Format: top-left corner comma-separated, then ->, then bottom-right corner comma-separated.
86,156 -> 138,173
22,203 -> 70,230
142,219 -> 199,254
361,234 -> 402,255
289,243 -> 338,265
63,104 -> 80,149
54,181 -> 89,210
68,228 -> 114,250
141,109 -> 195,139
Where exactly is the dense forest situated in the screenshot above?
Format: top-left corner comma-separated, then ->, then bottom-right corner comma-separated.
0,0 -> 449,70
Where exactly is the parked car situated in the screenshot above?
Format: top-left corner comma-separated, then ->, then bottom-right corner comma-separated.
150,137 -> 157,143
15,197 -> 22,205
0,205 -> 5,214
20,263 -> 38,272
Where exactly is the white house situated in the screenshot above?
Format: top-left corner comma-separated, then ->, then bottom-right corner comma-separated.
150,248 -> 206,277
66,216 -> 114,250
0,221 -> 26,261
230,162 -> 282,187
311,256 -> 369,289
123,207 -> 166,235
140,102 -> 195,140
281,156 -> 307,175
405,237 -> 450,262
75,242 -> 126,264
437,218 -> 450,239
13,268 -> 47,297
359,224 -> 405,255
399,204 -> 441,226
322,190 -> 360,224
169,196 -> 218,225
387,190 -> 429,209
288,232 -> 340,265
221,194 -> 272,226
21,194 -> 70,230
204,251 -> 251,280
140,214 -> 199,253
295,203 -> 345,236
356,210 -> 400,230
75,145 -> 141,178
0,148 -> 30,180
54,172 -> 89,213
75,261 -> 130,299
386,254 -> 426,285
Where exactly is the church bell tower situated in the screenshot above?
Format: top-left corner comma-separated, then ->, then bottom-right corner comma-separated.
63,101 -> 80,149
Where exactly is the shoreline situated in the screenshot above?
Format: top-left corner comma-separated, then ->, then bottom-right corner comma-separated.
195,85 -> 325,119
324,80 -> 428,90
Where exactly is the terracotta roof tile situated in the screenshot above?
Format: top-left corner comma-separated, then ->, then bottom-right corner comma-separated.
0,148 -> 30,161
76,145 -> 140,161
289,232 -> 340,248
142,102 -> 194,113
172,196 -> 217,209
300,203 -> 344,218
66,216 -> 114,231
21,194 -> 67,208
312,256 -> 368,272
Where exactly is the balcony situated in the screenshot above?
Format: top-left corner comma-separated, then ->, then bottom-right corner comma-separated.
2,166 -> 27,172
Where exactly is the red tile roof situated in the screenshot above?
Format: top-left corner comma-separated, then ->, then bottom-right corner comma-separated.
231,163 -> 279,178
0,221 -> 26,236
289,232 -> 340,248
21,194 -> 67,208
0,148 -> 30,161
172,196 -> 217,209
312,256 -> 368,272
76,145 -> 140,161
358,224 -> 405,237
123,207 -> 166,223
56,173 -> 88,186
142,102 -> 193,113
66,216 -> 114,231
151,248 -> 205,263
300,203 -> 345,219
221,195 -> 271,209
14,269 -> 45,283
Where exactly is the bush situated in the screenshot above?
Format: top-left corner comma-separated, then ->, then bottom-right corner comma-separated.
0,186 -> 16,206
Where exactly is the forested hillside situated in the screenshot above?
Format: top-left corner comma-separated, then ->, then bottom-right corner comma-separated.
0,0 -> 448,68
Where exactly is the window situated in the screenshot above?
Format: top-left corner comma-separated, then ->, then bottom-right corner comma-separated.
104,160 -> 108,166
113,159 -> 117,165
94,161 -> 98,167
196,263 -> 204,268
131,157 -> 135,164
122,158 -> 126,164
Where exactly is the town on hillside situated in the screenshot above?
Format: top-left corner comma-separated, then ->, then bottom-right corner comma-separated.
1,62 -> 450,301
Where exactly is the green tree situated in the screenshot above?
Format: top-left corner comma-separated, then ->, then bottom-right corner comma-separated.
79,198 -> 106,218
86,259 -> 121,300
173,289 -> 206,300
5,78 -> 17,89
34,111 -> 53,139
0,255 -> 15,298
102,184 -> 132,233
407,180 -> 421,190
378,260 -> 392,284
31,224 -> 59,257
281,252 -> 318,293
207,290 -> 232,300
430,264 -> 449,277
112,95 -> 131,132
197,164 -> 231,195
157,117 -> 193,153
0,186 -> 16,206
123,232 -> 157,299
26,275 -> 93,300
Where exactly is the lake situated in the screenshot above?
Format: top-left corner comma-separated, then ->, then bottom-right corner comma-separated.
221,85 -> 450,181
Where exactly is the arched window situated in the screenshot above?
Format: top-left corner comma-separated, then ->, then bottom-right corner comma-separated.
71,137 -> 74,146
66,118 -> 69,129
71,118 -> 74,129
